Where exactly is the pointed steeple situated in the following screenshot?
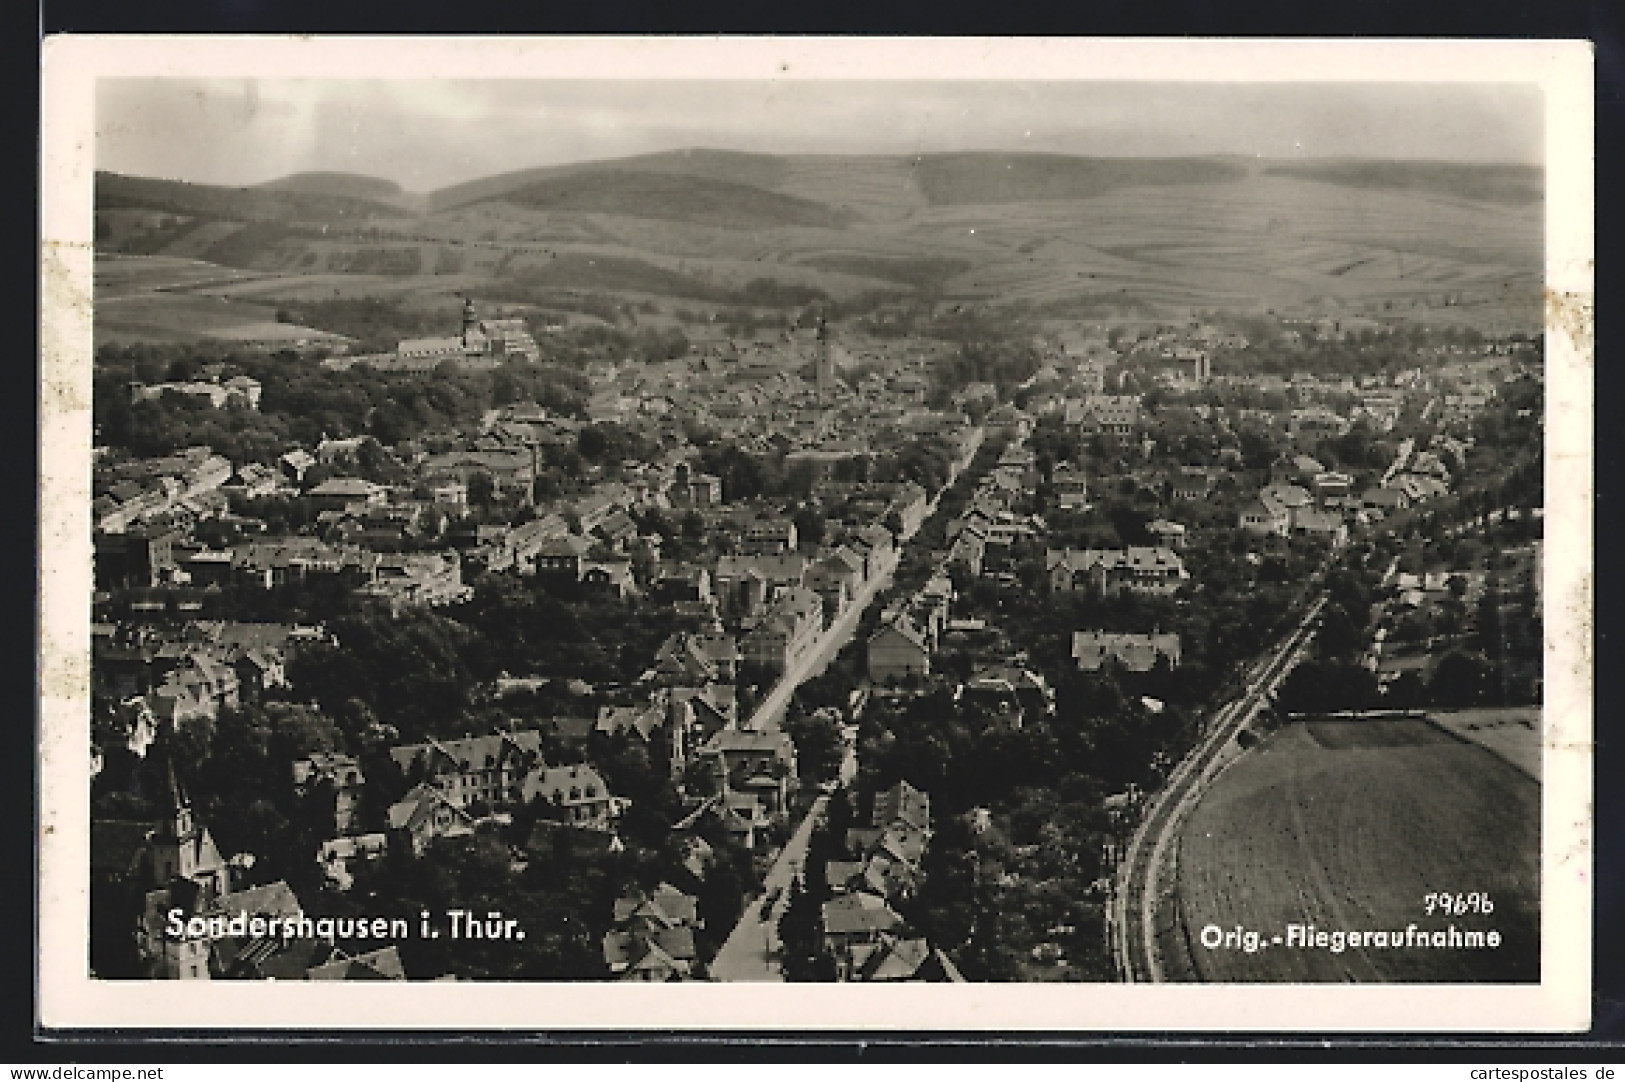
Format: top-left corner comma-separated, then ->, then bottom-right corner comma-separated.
156,743 -> 195,845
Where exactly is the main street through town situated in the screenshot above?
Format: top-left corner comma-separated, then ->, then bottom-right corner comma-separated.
707,792 -> 830,982
745,544 -> 902,734
709,470 -> 954,980
741,468 -> 952,735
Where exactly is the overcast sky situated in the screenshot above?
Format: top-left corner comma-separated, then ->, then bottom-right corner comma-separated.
97,79 -> 1544,191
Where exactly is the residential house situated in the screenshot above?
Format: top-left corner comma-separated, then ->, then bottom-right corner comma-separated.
231,538 -> 378,590
848,934 -> 966,983
960,665 -> 1054,723
279,449 -> 317,485
386,784 -> 477,855
848,524 -> 895,580
593,509 -> 639,551
388,730 -> 549,812
648,631 -> 740,685
1293,508 -> 1349,547
1238,490 -> 1291,536
1290,406 -> 1351,444
867,618 -> 930,684
740,587 -> 822,673
831,779 -> 934,910
306,478 -> 387,514
1260,483 -> 1314,526
703,727 -> 798,825
222,462 -> 280,500
1051,462 -> 1090,511
149,653 -> 240,724
874,779 -> 931,834
821,892 -> 904,978
653,564 -> 714,610
356,551 -> 470,612
533,535 -> 594,579
291,752 -> 366,834
983,403 -> 1032,441
740,518 -> 798,555
1169,467 -> 1214,504
1271,454 -> 1324,486
669,463 -> 723,506
581,559 -> 638,598
1362,486 -> 1410,517
886,482 -> 930,538
419,447 -> 535,497
602,883 -> 702,981
473,513 -> 570,574
1146,519 -> 1187,551
95,525 -> 184,589
714,554 -> 808,618
1311,471 -> 1354,501
524,763 -> 623,830
947,530 -> 987,578
805,546 -> 866,616
597,700 -> 668,743
1071,632 -> 1183,672
1066,394 -> 1141,436
1046,547 -> 1189,596
315,833 -> 388,891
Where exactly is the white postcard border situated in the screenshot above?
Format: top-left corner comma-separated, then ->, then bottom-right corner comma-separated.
39,35 -> 1594,1032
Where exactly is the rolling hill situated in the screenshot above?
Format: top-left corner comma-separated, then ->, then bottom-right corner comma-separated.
92,149 -> 1546,344
1262,159 -> 1543,208
96,171 -> 411,225
911,152 -> 1247,206
483,169 -> 857,231
258,171 -> 429,214
429,148 -> 796,212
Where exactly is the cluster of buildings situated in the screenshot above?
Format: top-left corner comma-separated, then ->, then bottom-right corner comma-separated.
602,882 -> 704,981
818,781 -> 964,982
868,427 -> 1046,684
321,298 -> 540,372
90,294 -> 1538,982
860,433 -> 1056,729
94,446 -> 235,535
92,760 -> 413,982
131,372 -> 262,410
92,620 -> 327,757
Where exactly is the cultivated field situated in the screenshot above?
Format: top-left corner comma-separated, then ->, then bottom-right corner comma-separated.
1176,717 -> 1539,982
95,292 -> 283,344
1426,706 -> 1541,781
93,255 -> 356,346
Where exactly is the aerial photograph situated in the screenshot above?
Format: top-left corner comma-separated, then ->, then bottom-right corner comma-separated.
84,75 -> 1546,985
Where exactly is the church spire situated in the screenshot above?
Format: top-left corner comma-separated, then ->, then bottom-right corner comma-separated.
815,315 -> 834,405
154,740 -> 195,845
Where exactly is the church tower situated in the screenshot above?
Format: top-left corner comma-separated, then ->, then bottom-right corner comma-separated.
815,317 -> 835,405
147,750 -> 228,897
460,296 -> 480,348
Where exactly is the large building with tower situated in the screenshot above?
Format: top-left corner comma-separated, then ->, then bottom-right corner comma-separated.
322,297 -> 540,373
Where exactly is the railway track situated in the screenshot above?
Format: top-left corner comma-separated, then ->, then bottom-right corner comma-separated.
1113,592 -> 1328,983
